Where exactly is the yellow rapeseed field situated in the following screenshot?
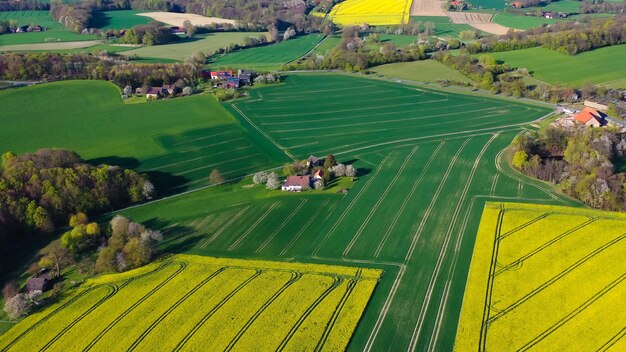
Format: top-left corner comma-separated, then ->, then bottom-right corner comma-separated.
329,0 -> 413,26
455,202 -> 626,351
0,255 -> 382,352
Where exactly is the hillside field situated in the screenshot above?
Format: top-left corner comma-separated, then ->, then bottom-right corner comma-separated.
0,81 -> 287,192
209,34 -> 324,71
329,0 -> 413,25
92,10 -> 152,30
0,11 -> 98,46
372,60 -> 474,84
490,45 -> 626,86
410,16 -> 477,38
456,202 -> 626,351
122,32 -> 266,61
0,255 -> 381,351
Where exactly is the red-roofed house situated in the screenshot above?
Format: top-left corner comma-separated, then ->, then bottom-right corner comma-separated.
511,1 -> 522,7
281,176 -> 311,192
313,169 -> 324,180
575,107 -> 606,127
211,71 -> 233,80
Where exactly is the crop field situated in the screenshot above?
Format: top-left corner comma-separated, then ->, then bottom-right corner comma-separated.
91,10 -> 152,30
329,0 -> 413,25
0,80 -> 286,192
490,45 -> 626,86
0,11 -> 98,46
456,202 -> 626,351
372,60 -> 474,84
410,16 -> 476,38
209,34 -> 324,71
122,32 -> 266,61
0,254 -> 382,351
468,0 -> 507,10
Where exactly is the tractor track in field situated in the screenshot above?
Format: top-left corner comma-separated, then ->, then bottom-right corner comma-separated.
495,217 -> 596,275
343,146 -> 419,258
200,206 -> 251,248
314,269 -> 362,352
312,154 -> 391,257
173,270 -> 263,351
489,231 -> 626,323
276,276 -> 344,351
224,272 -> 302,351
83,263 -> 188,351
412,133 -> 499,351
519,271 -> 626,351
498,212 -> 551,240
228,202 -> 279,251
374,141 -> 445,258
597,327 -> 626,351
257,199 -> 307,253
127,267 -> 228,352
281,200 -> 330,256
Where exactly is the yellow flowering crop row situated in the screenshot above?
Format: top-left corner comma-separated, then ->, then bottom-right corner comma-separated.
329,0 -> 412,26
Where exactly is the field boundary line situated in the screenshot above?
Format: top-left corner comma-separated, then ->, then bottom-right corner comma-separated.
489,231 -> 626,323
343,146 -> 419,258
410,133 -> 499,351
257,199 -> 308,253
173,270 -> 262,351
498,212 -> 550,240
228,202 -> 279,251
374,141 -> 446,258
229,102 -> 295,160
281,200 -> 329,256
127,267 -> 228,352
597,327 -> 626,352
200,206 -> 251,249
405,138 -> 470,262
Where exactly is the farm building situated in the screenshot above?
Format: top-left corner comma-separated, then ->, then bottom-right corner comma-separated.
145,87 -> 163,100
313,169 -> 324,180
225,77 -> 241,89
574,107 -> 606,127
306,155 -> 321,167
584,100 -> 609,112
26,275 -> 51,293
238,70 -> 256,85
211,71 -> 233,80
282,175 -> 311,192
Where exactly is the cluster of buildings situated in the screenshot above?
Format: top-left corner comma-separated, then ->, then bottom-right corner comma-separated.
133,79 -> 188,100
281,156 -> 325,192
553,101 -> 612,128
5,24 -> 44,34
202,69 -> 256,89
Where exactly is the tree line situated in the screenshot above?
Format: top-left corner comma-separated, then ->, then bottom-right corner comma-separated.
0,149 -> 154,275
511,126 -> 626,211
0,0 -> 49,11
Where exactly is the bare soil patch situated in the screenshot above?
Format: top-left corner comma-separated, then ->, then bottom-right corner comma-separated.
0,40 -> 101,52
138,12 -> 236,27
447,12 -> 512,35
410,0 -> 447,16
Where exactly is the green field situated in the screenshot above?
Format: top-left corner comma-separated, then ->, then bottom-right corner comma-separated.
0,80 -> 286,192
372,60 -> 474,84
457,202 -> 626,351
0,11 -> 97,46
123,32 -> 266,61
410,16 -> 476,38
467,0 -> 507,10
0,254 -> 381,351
92,10 -> 152,30
0,73 -> 581,350
490,45 -> 626,86
209,34 -> 324,70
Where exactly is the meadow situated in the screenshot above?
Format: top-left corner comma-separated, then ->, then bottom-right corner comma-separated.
371,60 -> 474,84
329,0 -> 413,25
0,80 -> 287,192
0,11 -> 98,46
208,34 -> 324,71
489,45 -> 626,86
410,16 -> 476,38
456,202 -> 626,351
122,32 -> 266,61
0,254 -> 382,352
91,10 -> 152,30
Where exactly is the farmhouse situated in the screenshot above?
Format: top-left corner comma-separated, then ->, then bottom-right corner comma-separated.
281,175 -> 311,192
26,275 -> 51,293
511,1 -> 523,8
574,107 -> 606,127
238,70 -> 256,85
306,155 -> 321,167
225,77 -> 241,89
211,70 -> 233,80
584,100 -> 609,112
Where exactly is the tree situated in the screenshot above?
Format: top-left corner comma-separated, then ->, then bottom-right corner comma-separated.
2,282 -> 19,300
345,165 -> 356,178
209,169 -> 224,185
186,25 -> 197,38
323,154 -> 337,169
39,242 -> 72,277
283,163 -> 295,176
4,294 -> 33,320
182,86 -> 193,96
330,163 -> 346,177
512,150 -> 529,170
266,172 -> 281,190
69,212 -> 88,227
252,172 -> 268,184
313,179 -> 325,190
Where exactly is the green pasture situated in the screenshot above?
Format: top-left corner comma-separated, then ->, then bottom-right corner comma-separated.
493,12 -> 613,30
123,32 -> 266,62
0,11 -> 97,45
209,33 -> 324,71
490,44 -> 626,86
467,0 -> 507,10
410,16 -> 475,39
371,60 -> 474,84
0,80 -> 286,192
312,34 -> 341,55
92,10 -> 152,30
526,0 -> 581,13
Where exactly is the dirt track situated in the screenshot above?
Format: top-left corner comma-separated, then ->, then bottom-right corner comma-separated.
138,12 -> 236,27
447,12 -> 512,35
0,40 -> 101,52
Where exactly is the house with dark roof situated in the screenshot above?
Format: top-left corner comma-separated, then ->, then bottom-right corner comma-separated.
306,155 -> 321,167
225,77 -> 240,89
575,107 -> 606,127
238,70 -> 256,85
282,176 -> 311,192
145,87 -> 163,100
26,275 -> 51,293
